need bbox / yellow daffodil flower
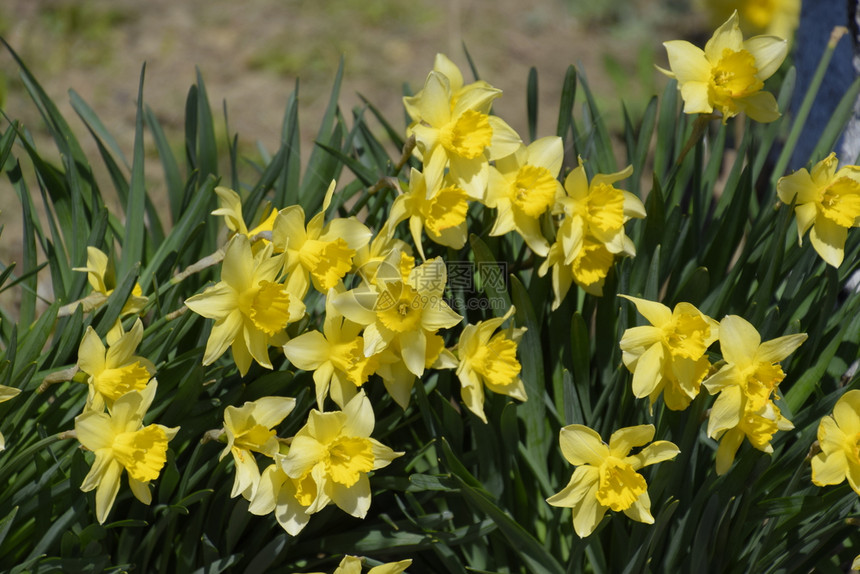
[387,168,470,260]
[184,234,305,376]
[703,315,806,440]
[77,319,155,412]
[0,384,21,450]
[301,555,412,574]
[714,398,793,474]
[272,181,372,298]
[811,390,860,493]
[221,396,296,500]
[619,296,719,411]
[404,54,521,199]
[283,290,380,409]
[333,251,462,378]
[777,152,860,268]
[212,185,277,241]
[455,306,527,423]
[75,382,178,524]
[248,455,317,535]
[539,162,645,303]
[280,391,402,519]
[660,10,788,123]
[546,424,679,538]
[74,246,148,316]
[485,137,564,257]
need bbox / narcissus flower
[272,181,372,297]
[661,10,788,123]
[77,319,155,412]
[0,384,21,450]
[185,234,305,376]
[777,152,860,267]
[212,186,277,241]
[75,382,178,523]
[74,246,148,316]
[283,291,380,409]
[387,168,469,260]
[455,306,527,423]
[539,162,645,302]
[280,391,402,519]
[704,315,806,440]
[619,296,719,410]
[221,396,296,499]
[811,390,860,493]
[546,424,679,538]
[404,54,521,199]
[485,137,564,257]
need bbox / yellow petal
[834,390,860,436]
[708,385,744,437]
[811,451,848,486]
[572,478,608,538]
[94,459,123,524]
[621,295,672,327]
[705,11,744,63]
[78,327,107,376]
[663,41,711,83]
[622,490,654,524]
[631,343,664,399]
[680,82,714,115]
[743,36,788,80]
[810,217,847,267]
[283,331,331,370]
[329,473,371,518]
[715,427,745,475]
[608,424,655,458]
[740,91,780,123]
[559,424,609,466]
[546,465,599,508]
[629,440,680,470]
[756,333,807,364]
[718,315,760,367]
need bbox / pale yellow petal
[608,424,655,458]
[740,91,780,123]
[629,440,680,470]
[811,451,848,486]
[810,217,847,267]
[631,343,664,399]
[756,333,806,364]
[743,36,788,80]
[77,327,107,376]
[680,82,713,115]
[94,459,123,524]
[663,40,711,83]
[203,310,243,366]
[708,385,743,437]
[715,427,745,475]
[283,331,331,370]
[718,315,760,367]
[622,490,654,524]
[833,390,860,436]
[705,11,744,63]
[330,474,371,518]
[546,465,599,508]
[559,424,609,466]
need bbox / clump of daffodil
[74,246,148,317]
[185,234,305,376]
[619,296,719,411]
[77,319,155,412]
[538,161,645,303]
[547,424,679,538]
[220,396,296,500]
[660,10,788,123]
[75,382,178,524]
[777,152,860,268]
[484,137,564,257]
[386,168,470,260]
[404,53,521,199]
[811,390,860,493]
[212,185,278,242]
[332,251,462,378]
[272,180,372,298]
[703,315,806,474]
[280,391,402,519]
[0,384,21,450]
[455,306,527,423]
[283,290,380,409]
[300,555,412,574]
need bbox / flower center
[94,361,151,402]
[112,425,169,482]
[299,238,355,291]
[709,49,763,114]
[471,333,521,389]
[233,422,277,454]
[293,472,318,507]
[586,183,625,233]
[663,313,710,359]
[744,362,785,410]
[326,436,375,486]
[377,286,423,333]
[331,338,378,386]
[439,110,493,159]
[421,184,469,235]
[249,280,292,335]
[511,165,557,218]
[819,177,860,227]
[595,456,647,511]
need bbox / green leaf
[118,65,147,281]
